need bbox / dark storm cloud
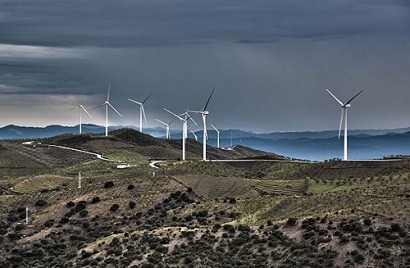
[0,56,96,95]
[1,0,409,47]
[0,0,410,131]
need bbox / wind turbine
[326,88,364,161]
[156,119,174,139]
[211,124,220,148]
[94,83,122,136]
[191,88,215,161]
[69,92,93,134]
[164,108,196,160]
[128,93,152,133]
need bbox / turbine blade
[168,119,175,125]
[107,82,111,101]
[156,119,167,125]
[142,105,147,122]
[108,102,122,116]
[164,108,183,121]
[81,106,93,118]
[203,88,215,111]
[128,98,142,105]
[338,108,345,139]
[210,124,218,132]
[142,93,152,104]
[93,103,105,110]
[80,90,85,105]
[68,107,77,111]
[326,89,343,106]
[345,90,364,106]
[187,113,197,125]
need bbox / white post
[78,171,82,189]
[217,131,220,148]
[25,207,29,225]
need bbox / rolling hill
[0,129,408,267]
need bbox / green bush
[286,218,298,227]
[91,197,101,204]
[129,201,136,209]
[110,204,119,212]
[104,181,114,189]
[79,210,88,217]
[35,199,47,207]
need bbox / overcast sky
[1,0,410,132]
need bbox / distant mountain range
[0,124,164,140]
[1,124,410,161]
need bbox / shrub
[75,201,87,211]
[79,210,89,217]
[91,197,101,204]
[129,201,136,209]
[66,201,75,208]
[110,237,120,247]
[110,204,119,212]
[229,197,237,204]
[35,199,47,207]
[104,181,114,188]
[44,219,55,228]
[59,217,69,224]
[127,185,134,190]
[353,253,365,264]
[286,218,298,227]
[391,223,401,232]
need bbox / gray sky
[1,0,410,132]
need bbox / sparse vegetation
[0,131,409,267]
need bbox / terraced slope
[175,175,258,199]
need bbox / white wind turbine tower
[191,88,215,161]
[326,89,364,161]
[156,119,174,139]
[94,83,122,136]
[128,93,152,133]
[211,124,220,148]
[69,93,92,134]
[164,108,196,160]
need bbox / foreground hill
[0,128,281,180]
[0,130,409,267]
